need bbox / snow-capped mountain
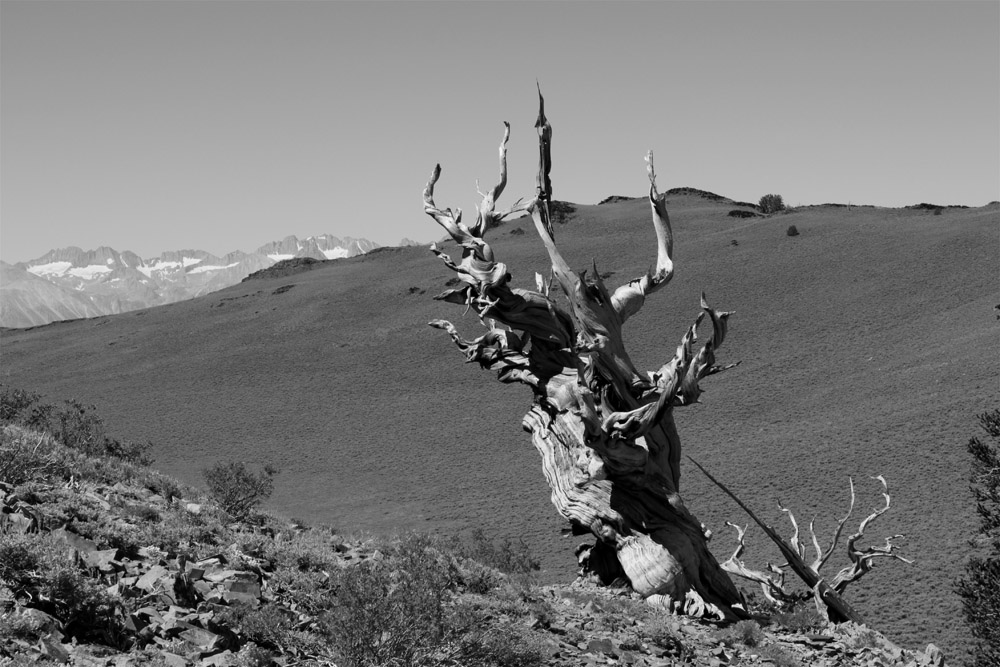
[0,235,379,328]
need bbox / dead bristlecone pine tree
[422,90,746,620]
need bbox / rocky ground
[0,421,953,667]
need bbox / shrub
[0,385,42,422]
[325,536,459,666]
[773,604,826,632]
[203,461,277,521]
[756,644,802,667]
[956,409,1000,667]
[0,533,123,644]
[0,388,149,465]
[0,425,64,485]
[640,617,693,660]
[759,194,785,214]
[786,224,800,237]
[324,533,542,667]
[713,619,764,648]
[458,527,540,576]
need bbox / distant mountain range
[0,234,389,328]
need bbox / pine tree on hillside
[956,409,1000,667]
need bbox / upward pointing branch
[611,151,676,324]
[529,87,577,297]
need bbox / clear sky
[2,0,997,263]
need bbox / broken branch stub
[423,91,742,619]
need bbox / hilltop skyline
[2,0,998,263]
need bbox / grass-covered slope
[0,418,952,666]
[1,195,996,659]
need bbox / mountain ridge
[0,234,384,328]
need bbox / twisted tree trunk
[424,91,743,619]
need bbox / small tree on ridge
[759,193,785,214]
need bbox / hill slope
[1,420,950,666]
[1,195,996,659]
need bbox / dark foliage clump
[203,461,277,521]
[458,527,541,576]
[0,385,150,464]
[325,534,543,667]
[787,224,800,237]
[773,604,826,632]
[597,195,638,205]
[550,200,576,224]
[759,193,785,214]
[243,256,324,282]
[728,210,759,219]
[957,409,1000,667]
[665,186,728,202]
[908,202,969,211]
[0,536,124,645]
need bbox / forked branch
[690,458,910,623]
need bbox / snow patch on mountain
[189,262,240,274]
[28,261,73,277]
[67,265,114,279]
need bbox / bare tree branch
[612,150,676,324]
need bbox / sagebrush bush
[0,385,41,421]
[0,386,149,464]
[786,224,800,237]
[773,604,826,632]
[203,461,277,521]
[325,535,460,666]
[0,532,123,645]
[756,644,803,667]
[956,409,1000,667]
[713,619,765,648]
[458,527,540,576]
[0,425,63,485]
[324,533,543,667]
[759,193,785,214]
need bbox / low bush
[0,386,42,421]
[0,532,124,645]
[0,386,149,465]
[772,604,826,632]
[458,527,540,576]
[203,461,277,521]
[713,619,765,648]
[0,425,64,485]
[786,224,800,236]
[755,644,802,667]
[759,193,785,214]
[324,535,459,666]
[324,533,543,667]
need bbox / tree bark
[424,91,743,619]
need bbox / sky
[1,0,998,264]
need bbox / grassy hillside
[1,195,996,659]
[2,417,950,666]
